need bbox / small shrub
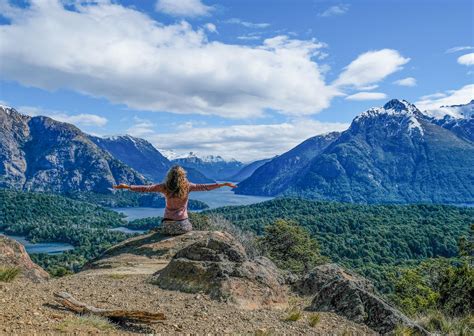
[108,273,127,279]
[55,314,115,332]
[308,313,321,327]
[283,309,302,322]
[0,267,20,282]
[392,325,417,336]
[203,214,262,258]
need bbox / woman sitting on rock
[113,165,237,235]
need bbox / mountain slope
[228,158,272,182]
[0,106,146,193]
[172,153,243,180]
[430,100,474,143]
[91,135,214,183]
[235,132,340,195]
[292,100,474,203]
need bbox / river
[0,233,74,255]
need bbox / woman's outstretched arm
[113,183,165,193]
[189,182,237,192]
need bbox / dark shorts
[161,218,192,235]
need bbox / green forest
[0,190,132,274]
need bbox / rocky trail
[1,231,424,335]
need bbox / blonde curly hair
[164,165,189,199]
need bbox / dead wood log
[54,292,165,323]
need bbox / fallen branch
[54,292,165,323]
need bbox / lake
[114,187,273,220]
[1,233,74,255]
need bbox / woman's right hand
[113,183,130,190]
[222,182,237,188]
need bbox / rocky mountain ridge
[0,106,146,194]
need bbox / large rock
[0,235,49,283]
[303,264,427,335]
[295,263,375,295]
[151,231,288,310]
[83,231,212,274]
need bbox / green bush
[259,219,327,274]
[0,267,20,282]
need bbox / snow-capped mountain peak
[353,99,424,136]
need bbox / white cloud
[19,106,108,127]
[333,49,410,88]
[126,117,156,137]
[319,4,350,17]
[393,77,417,87]
[357,84,378,91]
[446,46,474,53]
[415,84,474,117]
[0,1,340,119]
[345,92,388,101]
[204,23,217,33]
[146,119,349,161]
[457,53,474,66]
[224,18,270,29]
[155,0,212,17]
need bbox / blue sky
[0,0,473,161]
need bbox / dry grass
[55,314,116,333]
[283,309,302,322]
[308,313,321,327]
[108,273,127,279]
[0,267,20,282]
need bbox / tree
[259,219,327,274]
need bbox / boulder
[0,235,49,283]
[295,263,375,295]
[151,231,287,310]
[303,264,428,335]
[83,231,212,274]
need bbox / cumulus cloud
[19,106,108,127]
[446,46,474,53]
[204,23,217,33]
[155,0,213,17]
[415,84,474,117]
[224,18,270,28]
[457,53,474,66]
[0,1,341,119]
[333,49,410,88]
[126,117,156,137]
[146,119,349,161]
[345,92,387,101]
[319,4,350,17]
[393,77,417,87]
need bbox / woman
[113,165,237,235]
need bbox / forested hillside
[206,198,473,268]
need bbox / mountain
[238,99,474,204]
[0,106,146,193]
[91,135,214,183]
[172,152,244,180]
[235,132,340,195]
[293,99,474,203]
[228,158,272,182]
[429,100,474,143]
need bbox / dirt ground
[0,272,377,335]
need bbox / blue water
[1,233,74,255]
[109,227,146,234]
[114,187,272,221]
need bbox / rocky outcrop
[83,231,213,274]
[300,264,427,335]
[0,235,49,282]
[151,231,287,310]
[295,263,375,295]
